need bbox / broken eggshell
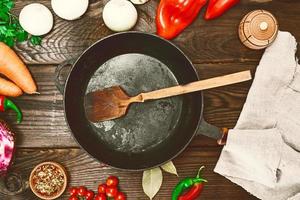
[51,0,89,20]
[0,120,15,176]
[19,3,53,36]
[103,0,138,32]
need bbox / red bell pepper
[205,0,239,20]
[156,0,207,40]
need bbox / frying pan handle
[196,118,228,145]
[55,59,76,94]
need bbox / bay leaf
[161,161,178,176]
[142,167,163,200]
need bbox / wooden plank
[0,64,72,147]
[0,62,255,147]
[0,147,258,200]
[11,0,300,64]
[195,63,255,128]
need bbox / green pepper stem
[4,98,22,123]
[196,166,205,178]
[196,178,208,183]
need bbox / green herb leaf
[5,26,16,37]
[16,30,28,42]
[5,1,14,10]
[1,0,14,11]
[30,36,42,45]
[0,26,7,35]
[0,11,9,22]
[4,36,14,46]
[0,0,43,46]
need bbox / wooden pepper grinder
[238,10,279,50]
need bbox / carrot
[0,42,37,94]
[0,77,23,97]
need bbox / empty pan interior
[64,32,202,170]
[86,53,183,153]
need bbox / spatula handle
[140,70,252,101]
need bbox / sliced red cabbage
[0,120,15,176]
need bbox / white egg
[51,0,89,20]
[19,3,53,36]
[103,0,138,32]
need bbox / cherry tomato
[68,187,78,196]
[105,186,118,197]
[77,186,87,196]
[106,176,119,187]
[85,190,94,200]
[115,192,126,200]
[69,195,79,200]
[94,193,107,200]
[98,183,107,194]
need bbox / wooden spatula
[84,70,251,122]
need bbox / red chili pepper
[172,166,207,200]
[204,0,239,20]
[156,0,207,39]
[0,95,22,123]
[178,183,204,200]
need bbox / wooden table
[1,0,299,199]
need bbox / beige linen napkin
[214,31,300,200]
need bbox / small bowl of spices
[29,161,68,200]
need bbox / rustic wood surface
[1,0,299,199]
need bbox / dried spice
[30,162,67,199]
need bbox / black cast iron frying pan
[55,32,225,170]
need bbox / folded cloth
[214,31,300,200]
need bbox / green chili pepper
[0,95,22,123]
[172,166,207,200]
